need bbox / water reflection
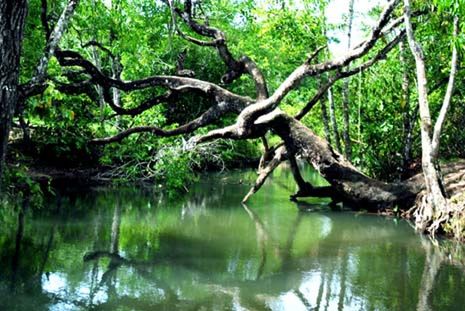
[1,167,465,310]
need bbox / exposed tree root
[409,160,465,239]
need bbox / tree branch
[242,145,287,203]
[102,88,175,116]
[55,49,252,105]
[431,16,459,159]
[82,40,116,60]
[91,98,247,144]
[20,0,80,99]
[295,30,405,120]
[232,0,399,135]
[172,0,269,99]
[32,0,79,86]
[306,45,327,64]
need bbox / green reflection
[1,165,465,310]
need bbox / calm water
[1,165,465,311]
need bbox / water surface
[1,165,464,310]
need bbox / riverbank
[4,149,465,241]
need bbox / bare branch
[295,30,405,120]
[108,0,395,152]
[351,9,425,50]
[82,40,116,60]
[306,45,326,64]
[233,0,399,134]
[55,50,252,106]
[41,47,257,145]
[242,146,287,203]
[20,0,80,98]
[171,0,269,99]
[91,99,246,144]
[102,89,174,116]
[32,0,80,85]
[431,16,459,159]
[194,108,285,147]
[53,78,96,97]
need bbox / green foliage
[1,165,45,209]
[11,0,465,192]
[154,146,197,191]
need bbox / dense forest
[1,0,464,240]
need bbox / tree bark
[0,1,28,191]
[1,0,79,191]
[268,112,420,209]
[431,16,459,160]
[403,0,450,232]
[29,0,80,86]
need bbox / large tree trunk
[1,0,79,192]
[268,113,421,209]
[0,1,28,191]
[404,0,452,232]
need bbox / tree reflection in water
[1,168,465,310]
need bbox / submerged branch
[242,145,287,203]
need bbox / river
[1,165,464,310]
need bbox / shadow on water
[1,165,465,310]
